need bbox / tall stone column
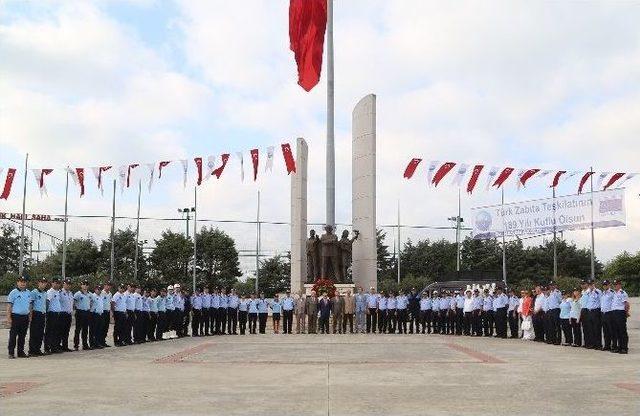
[290,138,308,293]
[352,94,377,290]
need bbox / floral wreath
[311,277,337,298]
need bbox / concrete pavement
[1,329,639,415]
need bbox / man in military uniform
[306,290,319,334]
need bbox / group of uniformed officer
[6,275,631,358]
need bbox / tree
[195,226,242,288]
[148,230,193,287]
[37,237,100,278]
[604,250,640,295]
[377,229,395,280]
[0,223,30,276]
[98,228,147,283]
[257,254,290,297]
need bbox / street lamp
[178,207,196,238]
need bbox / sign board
[471,188,625,239]
[0,212,65,222]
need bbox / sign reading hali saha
[0,212,66,222]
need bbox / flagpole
[62,169,69,279]
[456,188,461,272]
[193,186,198,293]
[18,153,28,278]
[501,187,507,287]
[134,180,142,282]
[326,0,335,228]
[110,179,116,283]
[589,166,595,281]
[397,199,401,284]
[255,190,261,293]
[552,185,557,280]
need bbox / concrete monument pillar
[290,138,308,293]
[351,94,377,290]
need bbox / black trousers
[239,311,248,334]
[455,308,464,335]
[533,312,545,341]
[200,308,210,335]
[258,313,268,334]
[588,308,602,348]
[73,310,90,349]
[156,312,165,340]
[482,310,494,336]
[611,310,628,351]
[495,307,507,338]
[472,310,482,335]
[248,313,258,334]
[134,310,146,342]
[182,309,190,336]
[342,313,354,333]
[548,309,561,344]
[408,309,419,333]
[148,312,157,340]
[282,310,293,334]
[60,312,72,349]
[114,311,127,344]
[570,318,582,346]
[439,310,448,334]
[432,310,440,333]
[448,309,456,334]
[386,310,396,333]
[165,310,174,333]
[508,310,519,338]
[28,311,45,353]
[602,311,613,349]
[45,311,60,352]
[90,312,102,347]
[101,312,110,345]
[561,318,572,345]
[8,313,29,355]
[463,312,473,335]
[397,309,408,333]
[319,315,330,334]
[126,310,136,343]
[208,308,216,334]
[227,307,238,334]
[420,310,431,333]
[366,308,377,333]
[377,309,387,333]
[174,310,184,336]
[191,309,202,335]
[580,308,590,346]
[217,308,227,334]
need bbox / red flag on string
[158,161,171,179]
[212,154,230,179]
[126,164,138,188]
[403,158,422,179]
[603,172,625,190]
[250,149,259,181]
[466,165,484,194]
[432,162,456,187]
[550,170,566,188]
[281,143,296,174]
[577,171,593,194]
[492,167,514,188]
[519,168,540,187]
[76,168,85,197]
[194,158,203,185]
[289,0,327,91]
[0,168,16,200]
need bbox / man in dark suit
[318,292,333,334]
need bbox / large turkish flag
[289,0,327,91]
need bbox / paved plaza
[1,328,639,416]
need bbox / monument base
[303,283,356,296]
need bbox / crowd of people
[6,275,631,359]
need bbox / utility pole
[178,206,196,283]
[448,189,463,273]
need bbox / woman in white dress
[520,290,534,341]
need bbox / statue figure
[305,230,320,283]
[339,230,359,282]
[320,225,340,282]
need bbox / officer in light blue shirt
[586,281,603,349]
[99,282,113,348]
[238,294,250,335]
[396,290,409,334]
[156,288,167,341]
[419,292,432,334]
[210,290,220,334]
[600,280,614,351]
[493,287,509,338]
[73,280,92,350]
[44,278,62,353]
[257,293,269,334]
[248,293,259,334]
[89,285,105,349]
[218,289,228,335]
[28,278,48,355]
[611,280,629,353]
[559,292,572,345]
[482,290,494,337]
[227,289,239,335]
[111,284,128,346]
[545,281,562,345]
[7,276,31,358]
[202,287,212,336]
[365,288,378,334]
[432,292,441,334]
[377,292,388,334]
[281,291,295,335]
[354,287,367,333]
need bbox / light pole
[178,207,196,282]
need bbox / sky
[1,0,640,278]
